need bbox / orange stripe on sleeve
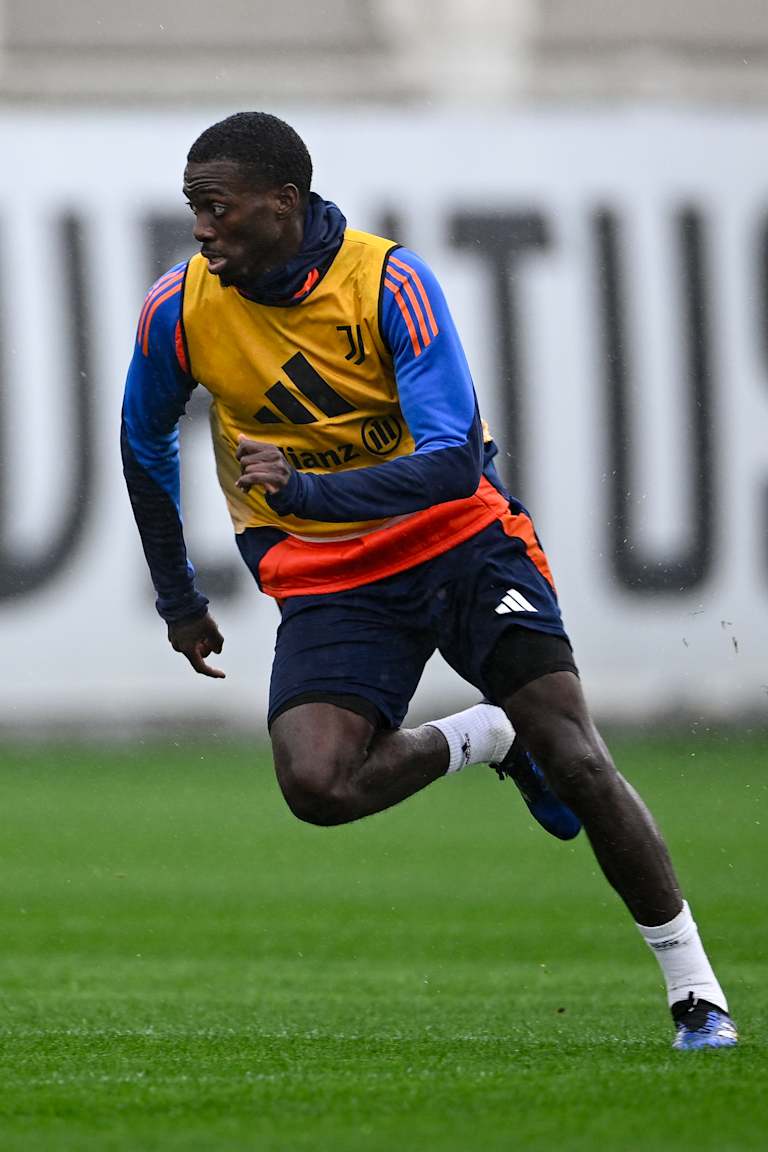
[141,283,183,356]
[386,265,432,348]
[390,255,439,337]
[137,270,184,348]
[387,282,422,356]
[137,268,183,336]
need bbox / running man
[122,111,737,1050]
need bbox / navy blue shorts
[267,517,573,730]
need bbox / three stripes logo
[494,588,538,615]
[254,348,402,460]
[254,352,356,426]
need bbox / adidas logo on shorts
[495,588,538,614]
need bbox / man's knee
[273,744,363,826]
[270,702,374,826]
[502,671,618,809]
[543,744,617,810]
[522,719,618,809]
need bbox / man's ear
[274,183,301,218]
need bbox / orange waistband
[257,476,511,598]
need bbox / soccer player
[122,111,737,1050]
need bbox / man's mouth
[202,250,227,275]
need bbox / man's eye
[212,204,227,218]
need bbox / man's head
[183,112,312,288]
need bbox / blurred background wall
[2,1,767,730]
[3,1,768,104]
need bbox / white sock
[426,702,514,774]
[636,900,728,1012]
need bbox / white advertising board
[1,108,767,726]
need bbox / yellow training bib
[182,230,415,538]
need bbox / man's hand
[167,612,226,679]
[236,435,293,494]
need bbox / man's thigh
[268,573,436,731]
[437,517,577,700]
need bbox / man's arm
[236,248,483,520]
[121,264,224,678]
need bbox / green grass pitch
[0,733,766,1150]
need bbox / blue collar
[239,192,347,307]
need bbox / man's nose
[193,215,216,243]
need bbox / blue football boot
[672,994,738,1050]
[491,738,582,841]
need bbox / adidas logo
[254,352,356,426]
[494,588,538,614]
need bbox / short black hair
[187,112,312,198]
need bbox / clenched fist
[235,435,294,495]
